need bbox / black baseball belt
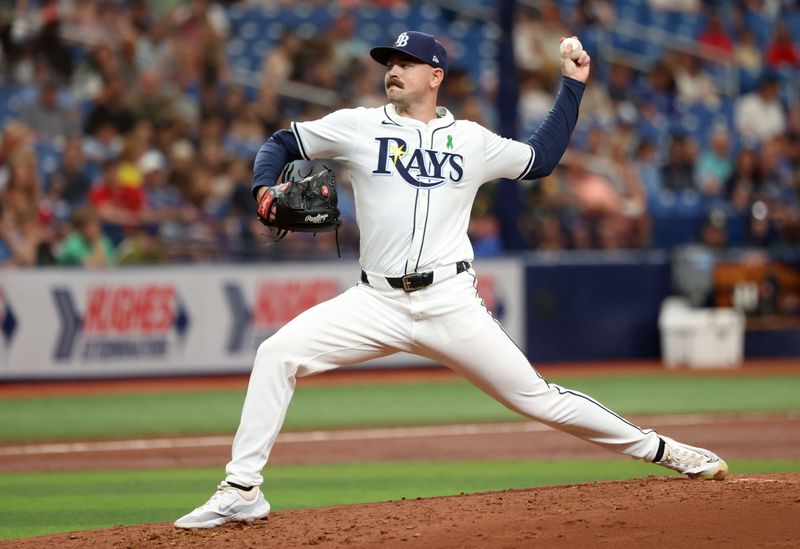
[361,261,471,293]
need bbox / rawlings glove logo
[304,213,329,223]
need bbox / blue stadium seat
[0,87,23,126]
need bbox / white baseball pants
[226,269,661,487]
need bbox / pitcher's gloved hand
[257,167,341,235]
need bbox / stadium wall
[0,259,525,379]
[524,250,672,363]
[2,254,797,379]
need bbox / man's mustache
[387,78,404,89]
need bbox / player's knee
[255,336,296,374]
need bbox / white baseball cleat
[174,481,270,528]
[654,436,728,480]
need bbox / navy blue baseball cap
[370,31,448,76]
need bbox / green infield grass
[1,374,799,442]
[1,459,798,541]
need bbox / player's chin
[386,86,403,100]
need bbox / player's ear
[430,67,444,88]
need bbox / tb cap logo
[370,31,449,76]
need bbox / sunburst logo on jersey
[389,143,407,165]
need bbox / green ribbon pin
[446,135,454,149]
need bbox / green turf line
[1,375,799,442]
[1,459,797,541]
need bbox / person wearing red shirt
[765,23,800,68]
[697,13,734,58]
[88,158,145,244]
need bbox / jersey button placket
[408,190,428,267]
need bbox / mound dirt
[5,474,799,548]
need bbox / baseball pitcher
[175,31,727,529]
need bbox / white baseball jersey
[291,105,535,276]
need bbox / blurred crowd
[506,0,800,260]
[0,0,798,269]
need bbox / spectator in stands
[0,201,48,268]
[699,215,728,249]
[765,23,800,69]
[697,11,734,59]
[260,30,303,89]
[733,26,764,90]
[726,148,760,211]
[745,201,780,248]
[638,60,677,116]
[609,133,651,248]
[468,189,504,256]
[439,68,480,122]
[566,160,621,218]
[136,19,173,75]
[519,71,555,133]
[757,137,797,206]
[219,85,248,123]
[596,214,629,250]
[349,64,385,108]
[299,38,339,91]
[568,219,594,250]
[219,157,264,261]
[31,3,73,81]
[84,77,135,137]
[696,125,734,198]
[606,63,636,105]
[117,135,147,188]
[177,164,221,261]
[0,122,35,192]
[633,138,663,197]
[513,1,568,82]
[223,110,265,162]
[139,149,178,226]
[47,137,90,210]
[734,73,787,144]
[672,52,721,108]
[88,158,145,245]
[17,77,80,143]
[538,214,570,251]
[82,119,123,171]
[57,207,116,267]
[324,14,368,78]
[117,223,166,265]
[571,0,616,30]
[128,69,174,128]
[2,147,47,225]
[521,178,557,251]
[661,134,697,192]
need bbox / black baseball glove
[256,166,341,237]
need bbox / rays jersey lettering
[290,104,535,275]
[372,137,464,188]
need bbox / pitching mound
[6,474,799,548]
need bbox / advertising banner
[0,259,523,379]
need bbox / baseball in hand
[560,37,583,61]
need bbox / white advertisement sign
[0,259,523,379]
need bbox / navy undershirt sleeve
[251,129,303,199]
[521,76,586,180]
